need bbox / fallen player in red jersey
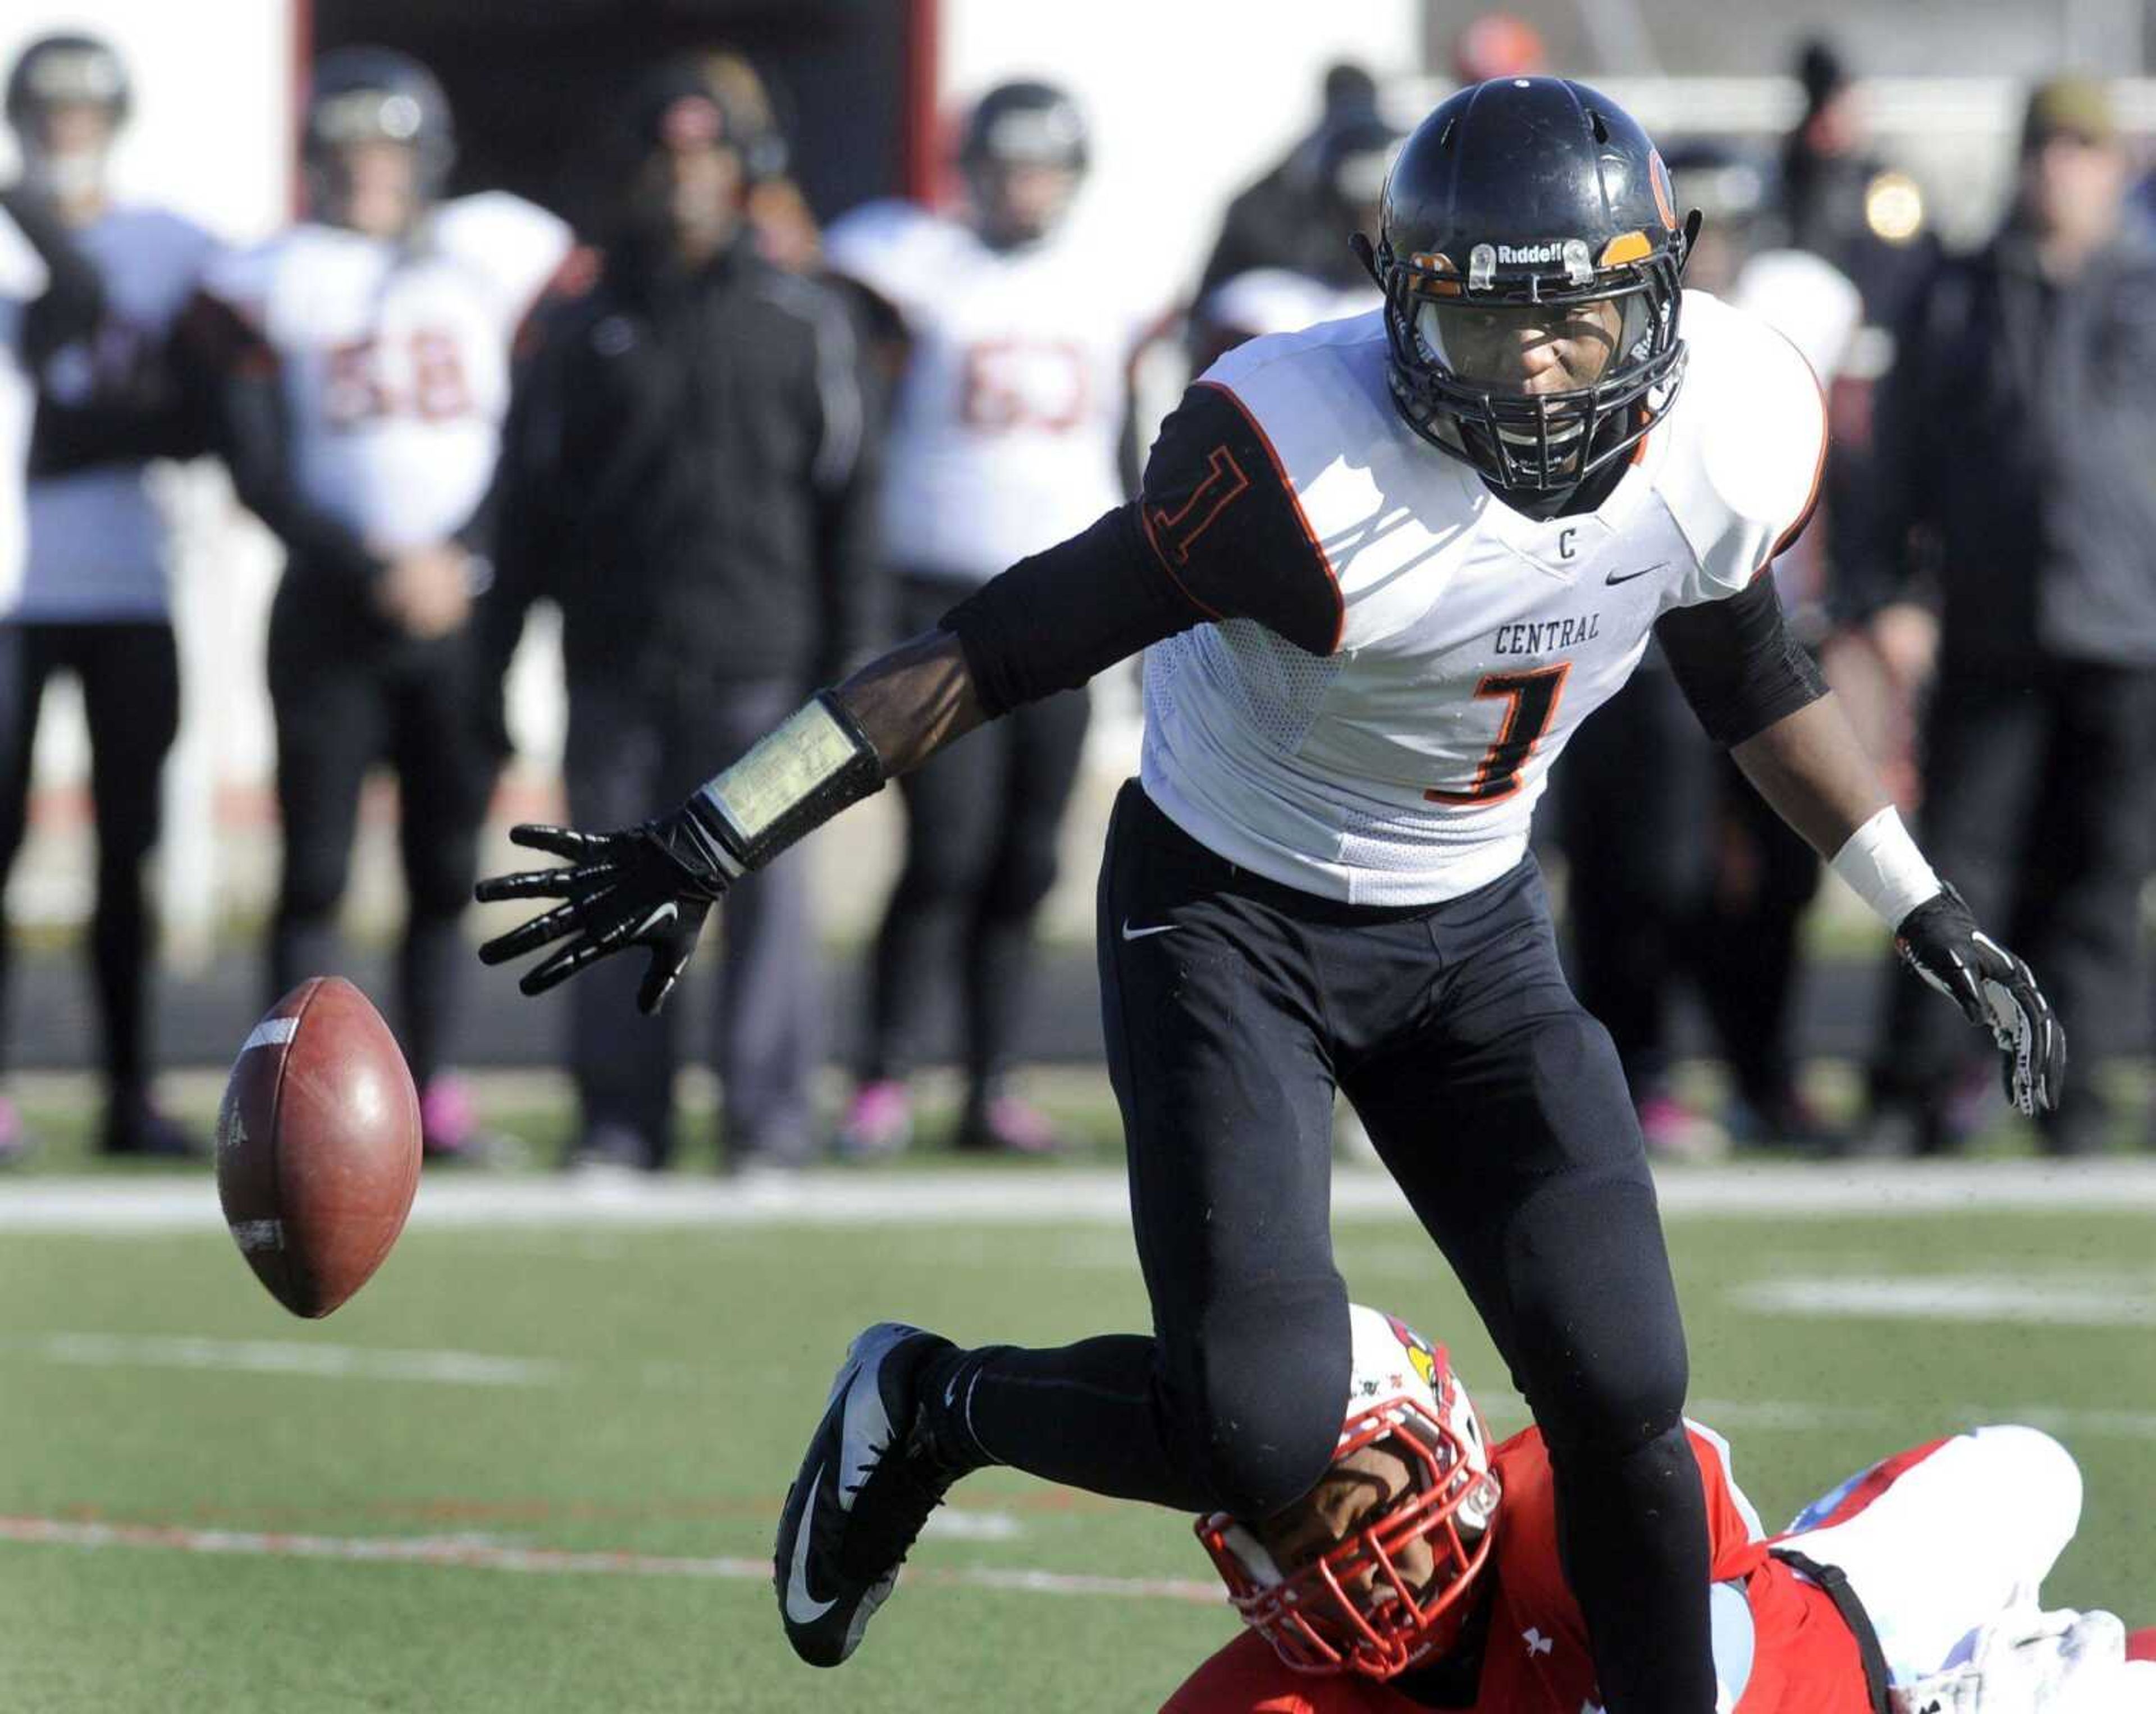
[1164,1306,2155,1713]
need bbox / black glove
[474,804,737,1015]
[1894,883,2066,1116]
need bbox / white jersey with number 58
[201,192,570,550]
[825,199,1158,584]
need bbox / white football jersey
[1197,267,1381,344]
[0,203,51,609]
[825,199,1157,583]
[1140,290,1826,904]
[201,192,571,550]
[22,205,222,622]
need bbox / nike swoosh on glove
[1894,882,2067,1116]
[474,806,734,1014]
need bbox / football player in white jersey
[823,81,1161,1156]
[188,48,572,1159]
[0,34,221,1160]
[474,80,2062,1711]
[1187,106,1397,375]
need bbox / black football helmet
[1365,78,1692,493]
[959,79,1089,177]
[958,80,1088,246]
[304,47,455,221]
[6,32,130,134]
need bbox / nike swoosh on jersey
[1121,919,1181,941]
[785,1466,839,1624]
[1604,562,1666,585]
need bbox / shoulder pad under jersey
[1653,290,1829,606]
[427,192,575,321]
[822,198,960,318]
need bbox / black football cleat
[773,1321,960,1667]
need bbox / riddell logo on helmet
[1495,242,1568,265]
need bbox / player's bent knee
[1970,1424,2082,1551]
[1170,1301,1350,1521]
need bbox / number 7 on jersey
[1424,663,1572,806]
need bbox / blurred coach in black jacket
[1853,78,2156,1156]
[486,62,880,1171]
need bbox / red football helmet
[1196,1305,1501,1680]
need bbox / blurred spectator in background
[0,49,104,1165]
[486,58,877,1173]
[180,48,572,1160]
[1854,76,2156,1157]
[1559,140,1862,1156]
[823,81,1158,1157]
[1193,61,1384,304]
[1449,13,1549,85]
[1697,148,1863,1150]
[1779,38,1936,316]
[1186,104,1396,373]
[0,34,218,1160]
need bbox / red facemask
[1196,1361,1501,1680]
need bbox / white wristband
[1830,806,1941,929]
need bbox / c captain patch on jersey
[1133,288,1826,905]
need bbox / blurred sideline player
[476,80,2062,1712]
[1554,140,1862,1156]
[0,34,221,1160]
[182,48,571,1157]
[1194,62,1385,306]
[1187,107,1397,375]
[825,82,1162,1156]
[0,45,108,1162]
[1165,1305,2156,1713]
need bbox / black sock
[916,1344,1013,1474]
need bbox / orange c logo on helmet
[1649,151,1678,232]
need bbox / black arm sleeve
[1655,573,1829,749]
[0,184,103,366]
[942,505,1194,717]
[941,380,1339,718]
[172,291,382,589]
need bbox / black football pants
[267,590,494,1091]
[562,673,819,1166]
[1555,663,1715,1100]
[0,620,180,1096]
[949,781,1715,1714]
[859,575,1091,1101]
[1872,659,2156,1147]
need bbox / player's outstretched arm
[474,627,989,1013]
[1730,693,2065,1116]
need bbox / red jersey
[1162,1425,1870,1714]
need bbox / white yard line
[1732,1274,2156,1328]
[12,1328,2154,1446]
[0,1516,1220,1604]
[16,1333,565,1387]
[6,1160,2156,1236]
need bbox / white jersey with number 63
[825,199,1158,585]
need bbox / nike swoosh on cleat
[1121,919,1180,941]
[784,1464,839,1624]
[1604,563,1665,585]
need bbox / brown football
[216,977,422,1318]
